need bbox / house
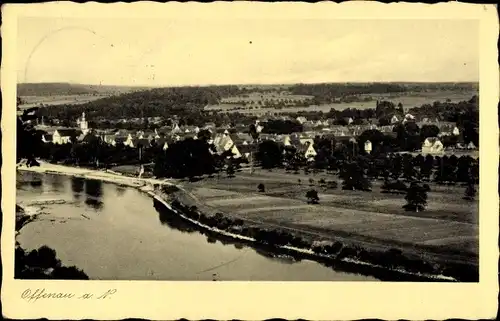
[183,126,200,134]
[204,122,216,129]
[296,142,317,161]
[124,134,135,147]
[52,129,78,144]
[404,113,415,121]
[391,115,399,124]
[296,116,308,124]
[128,138,151,149]
[41,134,52,143]
[467,141,477,150]
[299,137,314,146]
[452,126,460,136]
[283,135,292,146]
[228,144,242,158]
[213,134,235,153]
[171,123,182,134]
[422,137,444,154]
[364,140,373,154]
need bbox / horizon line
[17,80,480,88]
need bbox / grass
[19,94,110,108]
[183,168,479,265]
[204,90,477,114]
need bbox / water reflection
[71,177,85,200]
[47,174,65,191]
[84,179,104,211]
[154,200,304,266]
[115,185,126,197]
[151,200,431,281]
[155,203,197,233]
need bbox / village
[35,109,477,168]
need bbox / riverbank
[152,193,470,282]
[16,162,476,281]
[16,161,175,189]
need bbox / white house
[404,113,415,121]
[391,115,399,124]
[296,116,308,124]
[171,123,182,134]
[467,141,477,150]
[229,144,242,158]
[452,126,460,136]
[364,140,372,154]
[296,142,317,161]
[41,134,52,143]
[283,135,292,146]
[299,137,314,146]
[422,137,444,154]
[124,134,135,147]
[52,129,78,144]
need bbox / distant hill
[35,85,241,121]
[17,83,151,97]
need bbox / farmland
[18,94,111,109]
[176,168,478,265]
[17,82,152,109]
[205,89,478,114]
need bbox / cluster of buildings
[37,112,476,162]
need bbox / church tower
[80,112,89,135]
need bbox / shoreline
[16,162,467,281]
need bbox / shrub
[326,180,338,189]
[258,183,265,192]
[306,189,319,204]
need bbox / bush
[381,180,408,194]
[306,189,319,204]
[258,183,265,192]
[326,180,338,189]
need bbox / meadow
[205,89,478,114]
[178,168,478,266]
[18,94,110,109]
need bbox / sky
[17,17,479,86]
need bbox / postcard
[1,1,498,320]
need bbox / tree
[156,138,216,178]
[420,125,440,141]
[390,155,403,180]
[17,106,43,166]
[420,155,434,181]
[340,161,372,191]
[358,129,384,155]
[258,183,265,192]
[306,189,320,204]
[403,182,428,212]
[402,155,417,181]
[256,140,283,169]
[463,181,477,201]
[309,178,315,186]
[226,161,235,177]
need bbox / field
[18,95,111,109]
[205,89,478,114]
[179,168,479,265]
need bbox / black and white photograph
[2,1,499,320]
[12,12,484,283]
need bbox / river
[16,171,377,281]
